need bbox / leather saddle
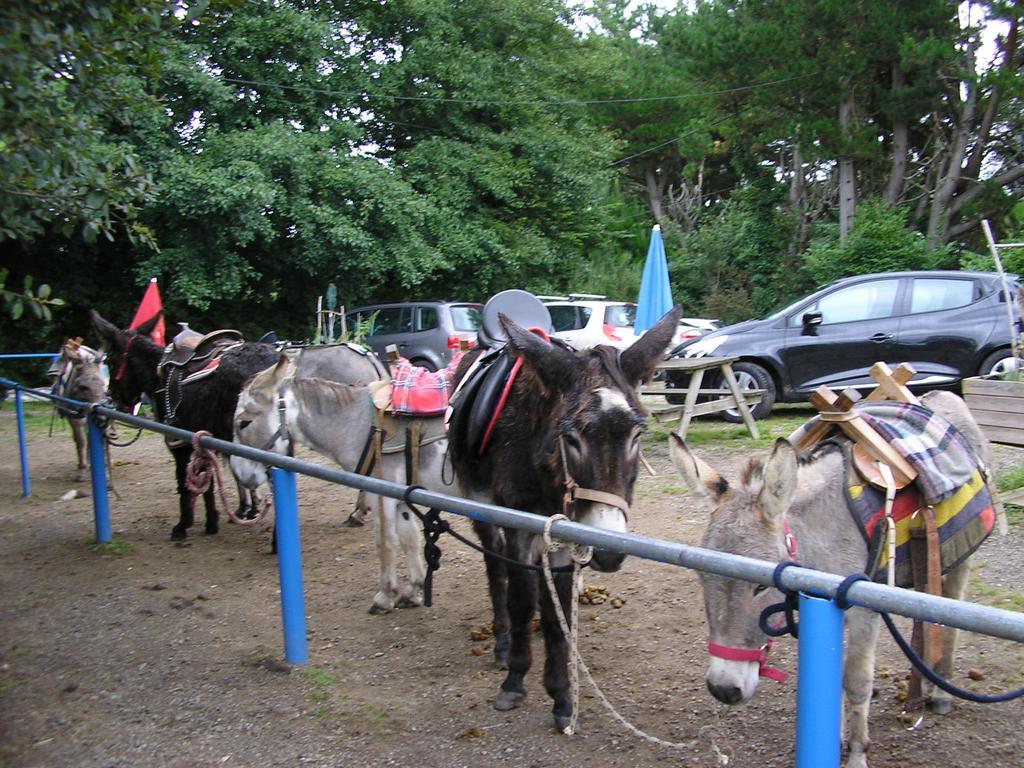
[158,328,244,422]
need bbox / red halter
[705,518,798,683]
[113,333,139,383]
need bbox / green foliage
[0,1,169,246]
[803,199,957,285]
[0,269,65,323]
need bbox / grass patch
[0,399,60,436]
[970,574,1024,613]
[84,537,132,556]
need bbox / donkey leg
[71,419,88,482]
[473,520,510,667]
[344,490,370,527]
[394,503,426,608]
[539,564,575,732]
[202,482,219,535]
[370,496,402,614]
[171,447,195,540]
[494,534,537,713]
[843,609,879,768]
[929,561,970,715]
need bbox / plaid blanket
[389,352,465,416]
[796,401,996,585]
[855,402,977,505]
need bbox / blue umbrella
[634,224,673,335]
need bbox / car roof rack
[536,293,608,302]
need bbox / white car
[543,295,711,350]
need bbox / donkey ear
[272,353,295,379]
[759,439,798,523]
[669,432,729,505]
[90,309,123,348]
[130,310,163,338]
[499,313,573,386]
[620,306,681,386]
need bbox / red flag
[129,278,166,346]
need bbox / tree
[0,1,171,246]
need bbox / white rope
[540,516,731,764]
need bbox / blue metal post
[14,388,30,497]
[271,467,308,664]
[87,414,111,544]
[795,593,845,768]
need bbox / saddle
[445,289,554,457]
[157,327,244,423]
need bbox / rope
[185,431,268,527]
[540,516,727,760]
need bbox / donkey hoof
[369,594,394,615]
[395,595,422,609]
[553,713,573,733]
[343,513,365,528]
[171,527,188,541]
[928,698,953,715]
[494,689,526,712]
[204,524,219,535]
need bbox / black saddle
[157,329,244,422]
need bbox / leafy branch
[0,269,65,322]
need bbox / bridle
[557,434,631,523]
[705,517,798,683]
[254,387,294,457]
[113,333,138,383]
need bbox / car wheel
[978,348,1018,377]
[720,362,776,422]
[663,372,688,404]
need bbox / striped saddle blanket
[840,402,996,586]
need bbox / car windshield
[450,305,482,332]
[603,304,636,328]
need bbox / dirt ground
[1,405,1023,768]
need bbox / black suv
[344,301,482,371]
[665,270,1021,420]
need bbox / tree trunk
[645,166,665,221]
[885,61,909,205]
[838,81,856,242]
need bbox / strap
[907,505,943,710]
[877,461,898,587]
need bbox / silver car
[344,301,482,371]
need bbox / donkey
[48,339,108,482]
[91,309,284,539]
[231,355,451,613]
[448,308,680,733]
[669,390,999,768]
[228,342,388,527]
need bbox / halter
[113,333,138,383]
[558,435,631,522]
[259,388,294,456]
[704,517,797,683]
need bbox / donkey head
[670,434,798,704]
[230,353,296,490]
[500,306,680,572]
[90,309,163,412]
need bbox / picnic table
[640,356,762,440]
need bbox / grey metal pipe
[20,395,1024,645]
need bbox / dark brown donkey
[448,307,679,732]
[91,309,281,540]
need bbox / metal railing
[2,376,1023,768]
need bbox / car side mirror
[802,311,823,327]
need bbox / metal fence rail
[3,375,1023,768]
